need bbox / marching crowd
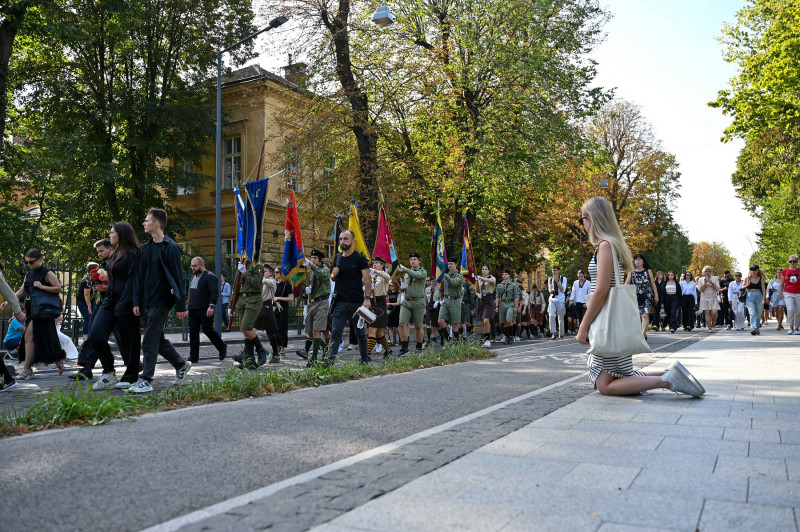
[1,205,800,396]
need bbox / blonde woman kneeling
[576,197,704,397]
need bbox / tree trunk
[0,4,28,158]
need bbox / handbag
[586,243,651,358]
[30,286,63,320]
[738,290,747,303]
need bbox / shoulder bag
[30,286,63,320]
[587,243,651,358]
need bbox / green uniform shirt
[442,270,464,298]
[404,266,427,298]
[461,282,476,311]
[495,280,521,302]
[237,263,264,311]
[308,262,331,299]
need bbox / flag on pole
[281,191,307,286]
[433,204,447,282]
[460,214,477,285]
[373,204,399,276]
[235,177,271,263]
[331,215,345,253]
[348,202,371,261]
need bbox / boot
[256,346,267,366]
[399,340,409,357]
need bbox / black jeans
[680,296,695,329]
[140,306,185,382]
[328,300,368,360]
[81,304,140,381]
[188,308,226,361]
[664,295,680,330]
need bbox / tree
[710,0,800,272]
[689,241,736,274]
[8,0,256,254]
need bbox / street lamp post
[215,15,288,333]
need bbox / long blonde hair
[582,196,633,274]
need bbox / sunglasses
[25,259,38,265]
[790,260,798,264]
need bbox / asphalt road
[0,333,701,531]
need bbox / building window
[223,137,242,190]
[326,244,335,259]
[176,161,194,196]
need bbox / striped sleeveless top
[588,242,624,293]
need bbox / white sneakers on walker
[662,361,705,398]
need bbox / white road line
[141,373,587,532]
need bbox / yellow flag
[349,202,371,260]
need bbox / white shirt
[548,276,567,302]
[728,280,744,301]
[570,279,591,304]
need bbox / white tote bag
[587,243,651,358]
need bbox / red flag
[281,191,307,286]
[460,215,477,285]
[372,204,399,276]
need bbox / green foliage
[0,341,493,436]
[711,0,800,270]
[6,0,256,258]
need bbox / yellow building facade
[168,64,333,273]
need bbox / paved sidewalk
[315,330,800,532]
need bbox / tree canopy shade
[710,0,800,271]
[4,0,256,261]
[689,241,737,275]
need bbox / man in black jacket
[187,256,227,362]
[129,208,191,394]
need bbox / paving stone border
[179,335,705,532]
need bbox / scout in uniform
[437,258,464,343]
[424,276,441,345]
[495,269,521,344]
[301,249,330,366]
[476,265,497,348]
[368,256,393,358]
[461,275,477,340]
[235,259,266,369]
[398,253,427,355]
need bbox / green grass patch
[0,341,493,437]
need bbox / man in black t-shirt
[326,230,373,365]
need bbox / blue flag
[236,177,270,263]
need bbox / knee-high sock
[304,338,312,353]
[252,337,264,352]
[367,337,376,355]
[311,338,323,359]
[377,334,390,351]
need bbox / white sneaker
[92,373,119,391]
[482,340,492,348]
[173,361,192,385]
[788,329,795,335]
[662,361,704,397]
[0,381,19,392]
[794,330,800,335]
[127,380,153,394]
[347,344,358,351]
[514,336,521,342]
[115,381,134,390]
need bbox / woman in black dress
[273,270,294,359]
[13,249,66,379]
[387,280,401,345]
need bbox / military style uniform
[496,278,521,323]
[236,263,264,331]
[439,270,464,324]
[461,281,477,324]
[477,275,497,320]
[305,261,331,333]
[400,266,427,328]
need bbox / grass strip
[0,341,493,437]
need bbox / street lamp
[372,6,395,27]
[661,230,668,237]
[215,15,288,332]
[599,178,609,189]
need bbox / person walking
[76,262,99,344]
[547,266,567,340]
[129,208,191,393]
[254,264,282,365]
[768,270,785,331]
[0,262,27,391]
[625,254,658,339]
[728,272,746,331]
[679,271,697,331]
[495,269,521,344]
[233,258,265,369]
[529,284,545,337]
[697,266,721,332]
[326,230,373,365]
[273,270,294,359]
[397,253,427,355]
[220,273,232,329]
[475,265,497,347]
[387,280,401,345]
[300,249,330,366]
[779,255,800,335]
[653,271,667,331]
[367,256,392,357]
[8,249,66,380]
[438,258,464,343]
[187,256,227,363]
[718,270,733,329]
[575,196,704,397]
[461,275,477,340]
[83,222,143,390]
[663,271,682,333]
[743,265,767,336]
[570,270,591,330]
